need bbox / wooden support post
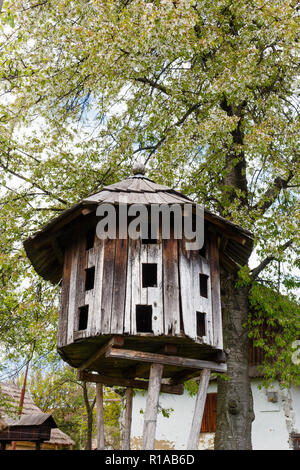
[142,363,163,450]
[96,383,105,450]
[186,369,210,450]
[122,388,133,450]
[36,441,41,450]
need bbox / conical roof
[83,175,192,205]
[24,174,253,284]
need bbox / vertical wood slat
[208,232,223,349]
[192,251,213,345]
[85,242,96,336]
[67,236,80,344]
[147,242,163,335]
[96,383,105,450]
[101,239,116,334]
[111,238,128,334]
[58,244,72,348]
[124,239,133,334]
[179,239,196,339]
[186,369,211,450]
[88,236,104,336]
[74,234,88,333]
[142,363,164,450]
[140,242,148,306]
[130,239,141,335]
[122,387,133,450]
[163,238,180,336]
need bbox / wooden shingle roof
[0,383,74,447]
[24,175,254,284]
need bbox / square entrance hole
[142,263,157,288]
[196,311,206,337]
[78,305,89,331]
[136,305,153,333]
[199,243,206,258]
[86,228,95,250]
[85,266,95,291]
[199,273,209,298]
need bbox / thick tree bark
[214,269,255,450]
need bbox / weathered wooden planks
[163,237,180,336]
[59,228,223,355]
[111,238,128,334]
[96,383,105,450]
[145,242,163,335]
[57,243,72,348]
[208,232,223,349]
[74,234,88,333]
[179,237,214,344]
[101,238,116,334]
[79,336,124,371]
[122,388,133,450]
[67,236,80,345]
[142,363,163,450]
[106,347,227,373]
[179,239,196,339]
[186,369,211,450]
[88,235,104,337]
[78,370,184,394]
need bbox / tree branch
[253,168,296,214]
[0,162,69,205]
[251,239,294,280]
[134,77,171,96]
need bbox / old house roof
[24,174,254,284]
[0,383,74,447]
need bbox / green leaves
[0,0,298,394]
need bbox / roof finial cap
[132,161,146,176]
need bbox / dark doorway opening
[142,263,157,288]
[136,305,153,333]
[78,305,89,330]
[85,266,95,291]
[199,273,209,298]
[199,243,206,258]
[86,229,95,250]
[196,311,206,337]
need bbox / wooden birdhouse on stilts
[24,165,253,450]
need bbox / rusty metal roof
[23,175,254,284]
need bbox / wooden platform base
[60,334,226,383]
[77,336,226,450]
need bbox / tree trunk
[214,269,255,450]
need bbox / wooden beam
[170,369,202,384]
[187,369,210,450]
[77,371,184,395]
[127,344,177,379]
[79,336,124,371]
[122,388,133,450]
[105,348,227,373]
[142,363,163,450]
[96,384,105,450]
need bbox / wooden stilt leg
[187,369,210,450]
[122,387,133,450]
[96,383,105,450]
[142,363,163,450]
